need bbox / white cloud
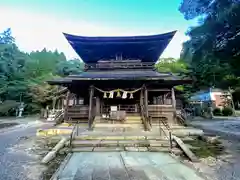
[0,7,189,59]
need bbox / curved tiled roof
[63,31,176,64]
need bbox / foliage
[0,28,84,116]
[179,0,240,102]
[222,107,233,116]
[212,108,222,116]
[56,58,84,76]
[155,58,188,74]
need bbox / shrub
[222,107,233,116]
[213,108,222,116]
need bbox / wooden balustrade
[101,104,140,114]
[148,105,175,118]
[85,61,154,70]
[66,105,89,119]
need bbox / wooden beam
[88,85,94,128]
[64,91,70,120]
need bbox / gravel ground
[190,117,240,180]
[0,117,50,180]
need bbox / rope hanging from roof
[94,86,142,99]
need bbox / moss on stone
[183,136,224,158]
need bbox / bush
[222,107,233,116]
[213,108,222,116]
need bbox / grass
[183,136,225,158]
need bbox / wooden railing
[152,116,173,150]
[148,105,175,119]
[101,104,140,114]
[140,105,151,131]
[88,115,95,130]
[69,123,78,148]
[67,105,89,119]
[51,109,64,125]
[147,105,173,150]
[85,61,155,70]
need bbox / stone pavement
[54,152,206,180]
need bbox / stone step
[74,135,169,141]
[71,146,180,152]
[126,117,142,120]
[94,123,144,128]
[71,139,176,148]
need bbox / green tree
[155,58,188,74]
[0,28,77,115]
[180,0,240,92]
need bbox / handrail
[55,110,64,125]
[157,117,173,150]
[69,122,77,148]
[140,105,151,131]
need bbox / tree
[155,58,188,74]
[179,0,240,92]
[56,58,84,76]
[0,28,82,115]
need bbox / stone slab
[72,147,94,152]
[93,147,124,152]
[54,152,206,180]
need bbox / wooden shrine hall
[48,31,191,130]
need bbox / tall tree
[180,0,240,91]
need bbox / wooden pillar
[88,86,94,128]
[52,97,57,111]
[140,88,144,106]
[61,98,64,110]
[96,96,100,116]
[163,93,166,105]
[57,98,60,110]
[64,91,70,120]
[171,88,176,109]
[144,86,149,117]
[171,87,177,125]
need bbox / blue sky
[0,0,197,59]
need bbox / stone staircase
[70,115,181,154]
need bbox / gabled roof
[63,31,176,64]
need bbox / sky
[0,0,197,60]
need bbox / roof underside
[63,31,176,64]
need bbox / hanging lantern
[130,93,134,99]
[103,92,107,98]
[116,89,121,97]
